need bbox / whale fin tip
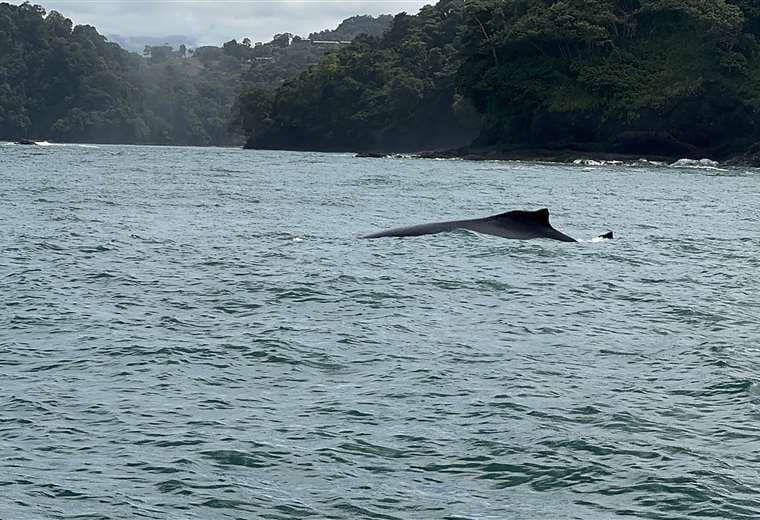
[532,208,550,225]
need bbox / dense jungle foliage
[7,0,760,157]
[242,0,482,151]
[243,0,760,158]
[0,2,390,145]
[308,15,394,41]
[0,2,241,144]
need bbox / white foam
[572,158,660,167]
[632,158,666,167]
[577,236,613,243]
[573,159,605,166]
[670,158,722,169]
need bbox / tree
[272,33,291,48]
[231,87,273,139]
[240,1,480,152]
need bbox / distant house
[309,40,352,46]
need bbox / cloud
[18,0,430,46]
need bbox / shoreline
[7,138,760,166]
[414,148,680,164]
[359,146,760,167]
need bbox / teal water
[1,143,759,519]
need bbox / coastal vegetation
[241,0,760,160]
[457,0,760,158]
[0,2,238,144]
[6,0,760,160]
[242,0,482,152]
[0,2,389,145]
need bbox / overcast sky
[16,1,430,47]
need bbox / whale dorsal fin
[491,208,551,225]
[530,208,551,225]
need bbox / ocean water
[1,142,759,519]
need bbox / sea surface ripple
[1,143,759,519]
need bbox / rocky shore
[358,145,760,168]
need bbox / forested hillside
[8,0,760,157]
[0,2,239,144]
[0,2,390,145]
[1,4,140,143]
[308,15,393,41]
[242,0,482,152]
[458,0,760,158]
[242,0,760,159]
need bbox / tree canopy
[456,0,760,156]
[243,0,481,152]
[309,15,393,41]
[7,0,760,158]
[241,0,760,158]
[0,2,392,146]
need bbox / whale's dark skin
[362,208,613,242]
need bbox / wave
[573,158,667,167]
[572,157,729,169]
[670,158,725,170]
[3,140,99,148]
[578,235,615,243]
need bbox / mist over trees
[0,2,391,145]
[7,0,760,158]
[1,3,140,143]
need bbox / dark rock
[724,141,760,166]
[611,131,698,157]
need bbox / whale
[362,208,612,242]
